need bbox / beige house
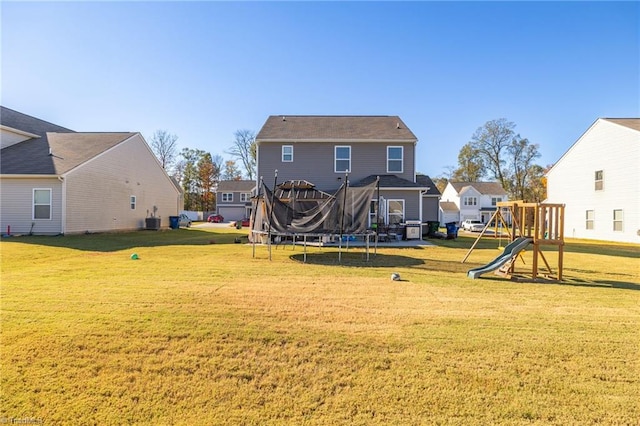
[0,106,182,235]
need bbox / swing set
[462,201,566,281]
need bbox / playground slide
[467,237,533,279]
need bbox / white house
[545,118,639,244]
[439,181,508,225]
[0,106,182,235]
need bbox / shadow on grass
[433,235,640,259]
[290,251,425,267]
[472,273,640,291]
[0,228,248,252]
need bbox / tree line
[149,129,256,212]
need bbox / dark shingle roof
[1,106,137,175]
[1,132,136,175]
[449,181,507,196]
[256,116,417,141]
[415,174,441,196]
[351,174,426,189]
[1,106,74,136]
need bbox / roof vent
[48,147,52,156]
[282,116,286,121]
[396,122,400,129]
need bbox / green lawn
[1,227,639,424]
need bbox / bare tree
[228,130,256,180]
[150,130,178,172]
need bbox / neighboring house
[0,106,182,235]
[440,181,508,225]
[545,118,639,244]
[255,115,435,229]
[216,180,255,222]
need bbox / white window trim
[334,145,351,173]
[33,188,52,220]
[613,209,623,232]
[585,210,594,230]
[387,146,404,174]
[282,145,293,162]
[463,196,478,206]
[130,195,137,210]
[595,170,604,191]
[387,199,405,225]
[221,193,233,202]
[240,193,250,202]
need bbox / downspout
[58,176,66,235]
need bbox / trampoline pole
[338,171,349,264]
[267,170,278,261]
[252,177,263,259]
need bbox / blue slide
[467,237,532,279]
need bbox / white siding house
[440,182,508,225]
[545,118,639,244]
[0,106,182,235]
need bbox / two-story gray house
[255,115,436,231]
[216,180,256,222]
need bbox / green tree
[469,118,514,187]
[464,118,542,201]
[505,137,541,200]
[452,142,484,182]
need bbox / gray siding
[380,189,421,222]
[0,177,63,235]
[258,141,415,190]
[422,196,440,222]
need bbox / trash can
[169,216,179,229]
[445,222,458,239]
[426,221,440,237]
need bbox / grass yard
[1,226,639,424]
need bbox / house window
[585,210,594,230]
[595,170,604,191]
[130,196,137,210]
[463,196,477,206]
[613,209,623,232]
[387,146,403,173]
[491,197,502,206]
[387,200,404,225]
[33,188,52,220]
[282,145,293,162]
[222,193,233,202]
[335,146,351,173]
[240,193,250,202]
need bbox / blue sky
[2,1,638,178]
